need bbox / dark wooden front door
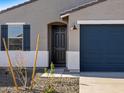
[51,25,66,67]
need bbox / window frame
[7,24,24,51]
[8,37,24,51]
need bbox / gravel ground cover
[0,69,79,93]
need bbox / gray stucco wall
[0,0,85,51]
[68,0,124,51]
[1,0,124,51]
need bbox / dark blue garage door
[80,25,124,71]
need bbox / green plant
[43,63,56,93]
[44,85,56,93]
[50,62,55,75]
[44,68,48,73]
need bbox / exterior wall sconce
[71,24,78,31]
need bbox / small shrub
[44,68,48,74]
[44,85,56,93]
[50,62,55,75]
[43,63,57,93]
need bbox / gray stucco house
[0,0,124,72]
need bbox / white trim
[0,51,49,67]
[6,22,26,25]
[77,20,124,24]
[66,51,80,72]
[60,14,70,18]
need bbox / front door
[51,25,66,67]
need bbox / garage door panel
[83,65,124,71]
[84,54,124,61]
[80,25,124,71]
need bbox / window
[1,24,30,51]
[8,25,23,50]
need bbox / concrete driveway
[80,72,124,93]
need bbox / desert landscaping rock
[0,70,79,93]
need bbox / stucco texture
[68,0,124,51]
[0,0,124,51]
[0,0,85,51]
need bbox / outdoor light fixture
[71,24,78,31]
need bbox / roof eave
[0,0,38,15]
[60,0,106,16]
[60,13,70,19]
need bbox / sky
[0,0,29,11]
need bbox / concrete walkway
[41,68,80,77]
[41,68,124,93]
[80,72,124,93]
